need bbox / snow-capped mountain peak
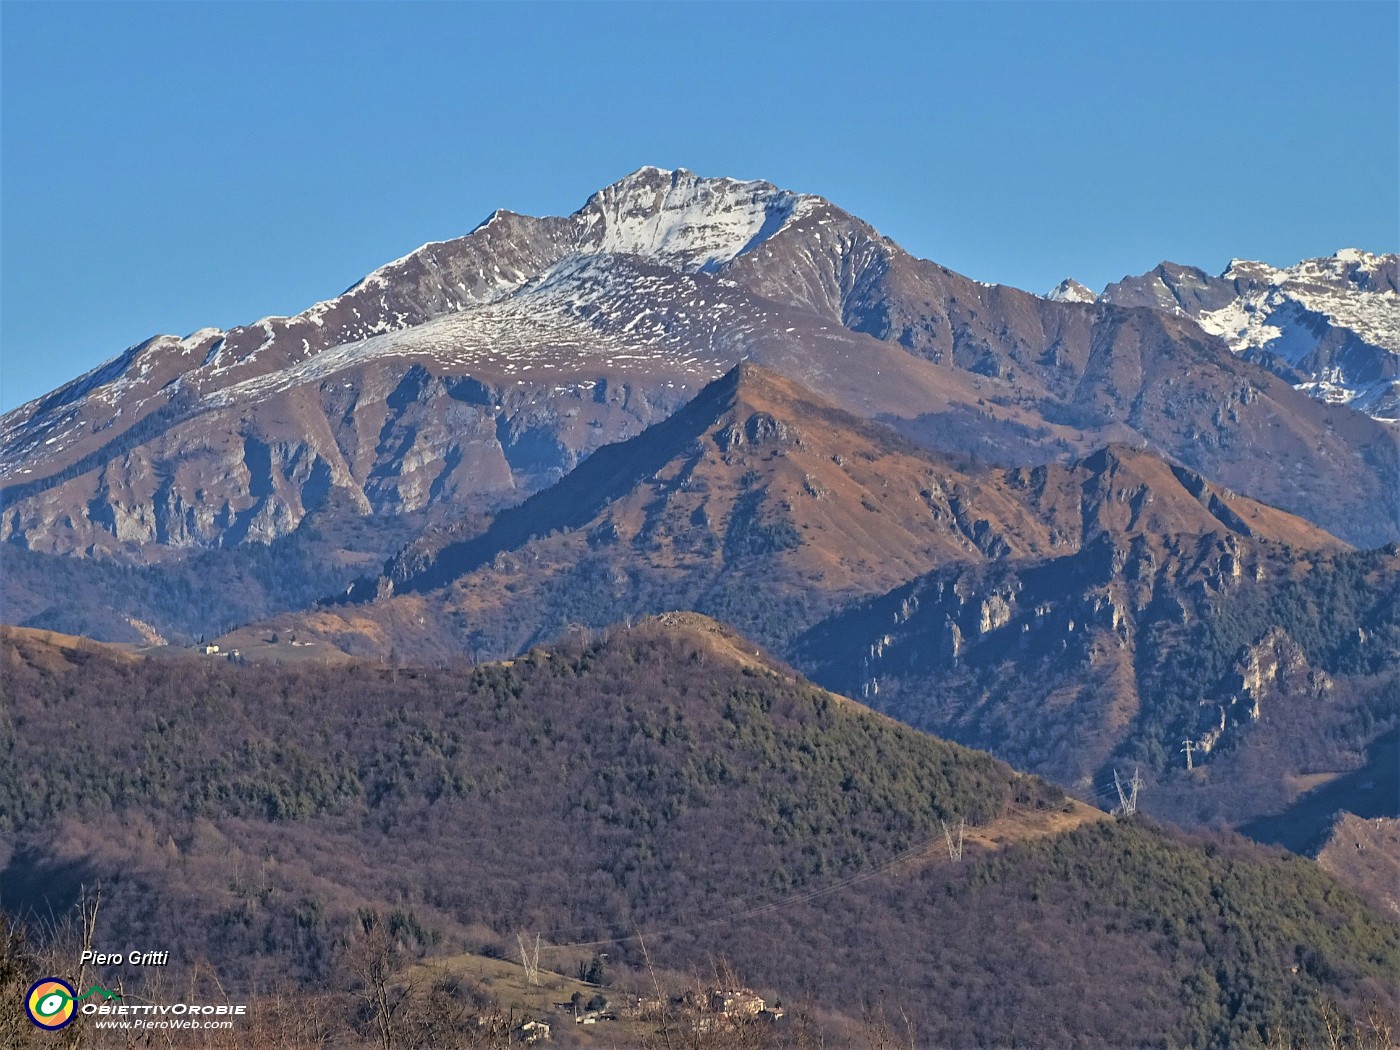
[580,166,820,272]
[1206,251,1398,355]
[1222,249,1397,295]
[1046,278,1098,304]
[5,173,1397,564]
[1103,250,1399,420]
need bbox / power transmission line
[517,932,541,985]
[942,818,964,862]
[1181,739,1197,771]
[1111,767,1142,817]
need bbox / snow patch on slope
[1201,251,1399,356]
[1046,279,1098,304]
[197,255,755,412]
[583,167,819,272]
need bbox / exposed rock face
[797,521,1400,837]
[1,360,686,555]
[1234,627,1310,707]
[1188,627,1334,755]
[979,593,1014,635]
[4,169,1397,560]
[791,439,1373,790]
[1098,250,1400,421]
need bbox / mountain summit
[578,166,820,269]
[1100,249,1399,419]
[1046,278,1097,304]
[3,169,1397,562]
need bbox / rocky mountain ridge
[233,365,1346,672]
[3,168,1397,560]
[1054,249,1399,420]
[796,535,1400,832]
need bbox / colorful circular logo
[25,978,77,1030]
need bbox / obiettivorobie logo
[24,976,248,1033]
[24,978,121,1030]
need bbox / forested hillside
[3,621,1397,1048]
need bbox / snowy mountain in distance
[1097,250,1399,421]
[4,166,816,444]
[0,168,827,553]
[4,167,1398,562]
[1046,278,1097,304]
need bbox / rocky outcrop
[1,362,687,556]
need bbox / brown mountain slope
[1316,814,1400,918]
[4,169,1395,566]
[726,193,1400,546]
[229,364,1344,665]
[229,362,1072,659]
[1002,444,1344,552]
[0,626,141,670]
[375,362,1074,590]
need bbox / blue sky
[2,1,1396,411]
